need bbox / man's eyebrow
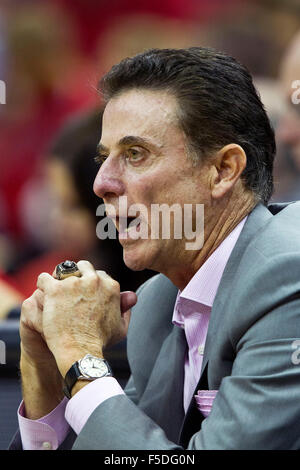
[118,135,155,148]
[97,135,162,155]
[96,142,109,155]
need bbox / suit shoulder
[250,201,300,260]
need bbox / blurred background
[0,0,300,449]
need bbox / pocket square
[194,390,218,417]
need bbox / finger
[37,272,57,292]
[96,270,114,281]
[21,292,37,312]
[120,291,137,314]
[121,308,131,333]
[32,289,44,310]
[77,260,96,277]
[122,309,131,325]
[21,292,44,333]
[96,271,120,292]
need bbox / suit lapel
[139,323,187,443]
[200,203,273,378]
[179,203,273,446]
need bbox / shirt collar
[172,216,247,324]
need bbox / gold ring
[55,260,81,280]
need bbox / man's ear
[210,144,247,200]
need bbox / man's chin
[122,245,151,272]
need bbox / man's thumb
[120,291,137,314]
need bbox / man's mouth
[115,216,142,238]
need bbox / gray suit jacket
[10,202,300,449]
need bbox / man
[10,48,300,450]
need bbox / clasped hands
[20,260,137,380]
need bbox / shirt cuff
[18,398,70,450]
[65,377,124,435]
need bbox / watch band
[63,362,82,399]
[63,358,113,399]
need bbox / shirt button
[42,441,52,450]
[198,345,205,355]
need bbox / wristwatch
[63,354,113,399]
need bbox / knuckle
[97,270,106,275]
[84,274,98,289]
[111,279,120,291]
[37,272,49,287]
[78,259,92,268]
[89,271,98,281]
[22,298,32,310]
[37,272,48,280]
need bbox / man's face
[93,89,212,273]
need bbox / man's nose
[93,159,125,199]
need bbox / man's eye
[126,148,144,162]
[94,154,108,165]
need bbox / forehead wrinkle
[109,88,179,126]
[102,89,184,153]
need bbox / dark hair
[49,107,103,217]
[100,47,276,204]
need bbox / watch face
[79,355,109,378]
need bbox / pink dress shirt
[18,217,246,449]
[172,217,247,412]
